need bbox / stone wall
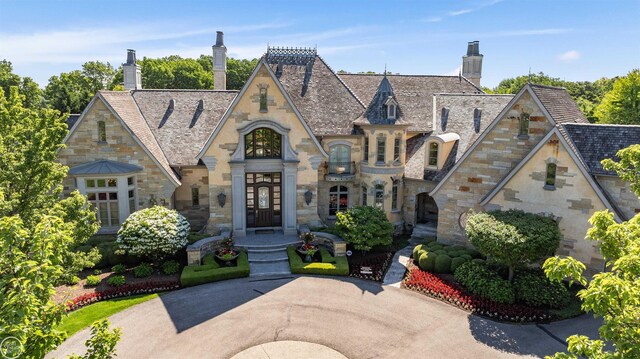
[433,91,553,243]
[596,175,640,220]
[403,179,437,230]
[59,98,176,210]
[486,133,607,275]
[174,166,210,230]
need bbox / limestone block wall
[596,176,640,220]
[174,166,210,230]
[486,133,607,274]
[403,179,437,229]
[59,99,176,209]
[433,91,553,243]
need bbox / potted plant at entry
[215,237,239,266]
[297,232,318,262]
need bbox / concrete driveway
[47,276,600,359]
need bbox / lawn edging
[65,280,180,311]
[180,251,250,287]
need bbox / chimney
[462,41,483,88]
[212,31,227,90]
[123,49,142,90]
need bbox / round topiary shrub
[335,206,393,252]
[434,254,452,273]
[434,249,447,256]
[117,206,190,264]
[418,252,431,271]
[450,257,468,273]
[460,254,473,261]
[426,242,442,250]
[425,255,437,272]
[413,245,425,260]
[415,249,428,265]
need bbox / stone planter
[215,251,240,266]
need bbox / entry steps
[411,223,437,240]
[238,240,298,277]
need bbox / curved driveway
[47,276,599,359]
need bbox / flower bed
[66,280,180,311]
[348,252,393,282]
[402,261,553,322]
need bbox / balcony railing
[327,161,356,175]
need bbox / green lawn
[56,293,158,336]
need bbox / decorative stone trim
[299,224,346,256]
[186,230,231,266]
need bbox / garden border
[65,280,180,312]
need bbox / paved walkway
[382,243,415,287]
[48,276,600,359]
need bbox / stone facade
[59,99,176,211]
[596,175,640,220]
[433,90,553,243]
[174,166,210,229]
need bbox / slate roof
[98,91,180,184]
[266,55,365,136]
[559,123,640,176]
[404,134,427,179]
[340,74,482,132]
[132,90,237,166]
[356,75,409,126]
[68,159,143,175]
[66,114,80,130]
[529,84,588,124]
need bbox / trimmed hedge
[513,270,570,308]
[287,247,349,276]
[434,255,452,273]
[180,252,250,287]
[412,244,479,274]
[454,261,515,304]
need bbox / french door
[246,173,282,227]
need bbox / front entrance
[416,193,438,224]
[246,173,282,228]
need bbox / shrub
[335,206,393,252]
[434,255,452,273]
[93,269,102,275]
[450,257,468,273]
[466,210,561,281]
[514,270,570,308]
[133,263,154,278]
[66,275,81,285]
[117,206,190,263]
[454,261,515,304]
[162,260,181,275]
[85,275,101,287]
[287,247,349,276]
[108,275,126,287]
[472,258,485,265]
[180,252,250,287]
[111,264,126,275]
[413,245,426,260]
[417,252,431,271]
[425,255,437,272]
[434,249,447,256]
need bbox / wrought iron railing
[327,161,356,175]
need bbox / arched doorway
[416,193,438,225]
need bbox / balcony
[325,161,356,181]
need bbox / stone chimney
[212,31,227,90]
[123,49,142,90]
[462,41,483,87]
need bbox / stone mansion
[58,32,640,275]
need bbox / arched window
[328,144,351,174]
[545,163,557,189]
[428,142,439,167]
[519,113,530,137]
[388,104,396,119]
[374,184,384,209]
[245,128,281,158]
[329,185,348,216]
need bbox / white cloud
[559,50,581,62]
[424,16,443,23]
[448,9,473,16]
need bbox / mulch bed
[402,260,556,323]
[348,252,393,282]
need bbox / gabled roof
[340,74,482,132]
[68,159,143,175]
[529,84,588,124]
[265,55,365,136]
[430,83,587,197]
[132,90,237,166]
[480,128,623,221]
[559,123,640,176]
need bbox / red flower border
[65,280,181,311]
[402,261,553,323]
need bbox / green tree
[543,145,640,359]
[595,69,640,125]
[82,61,117,92]
[140,56,212,89]
[68,320,121,359]
[466,210,562,281]
[226,57,258,90]
[335,206,393,252]
[0,59,43,109]
[0,88,113,357]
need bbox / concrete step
[237,241,299,251]
[249,251,289,263]
[249,260,291,277]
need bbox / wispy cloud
[448,9,473,16]
[559,50,581,62]
[484,28,573,37]
[424,0,505,23]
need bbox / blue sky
[1,0,638,88]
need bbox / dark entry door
[246,173,282,228]
[416,193,438,224]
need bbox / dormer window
[388,104,396,119]
[385,97,398,120]
[428,142,439,167]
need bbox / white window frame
[427,141,439,169]
[77,175,137,228]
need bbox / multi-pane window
[394,137,401,162]
[363,137,369,162]
[374,184,384,209]
[328,145,351,174]
[245,128,281,158]
[388,104,396,119]
[86,178,119,226]
[377,137,386,163]
[127,176,136,213]
[259,87,268,112]
[362,185,368,206]
[391,182,399,210]
[519,113,530,137]
[545,163,557,188]
[428,142,439,167]
[98,121,106,142]
[329,185,348,216]
[192,187,200,207]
